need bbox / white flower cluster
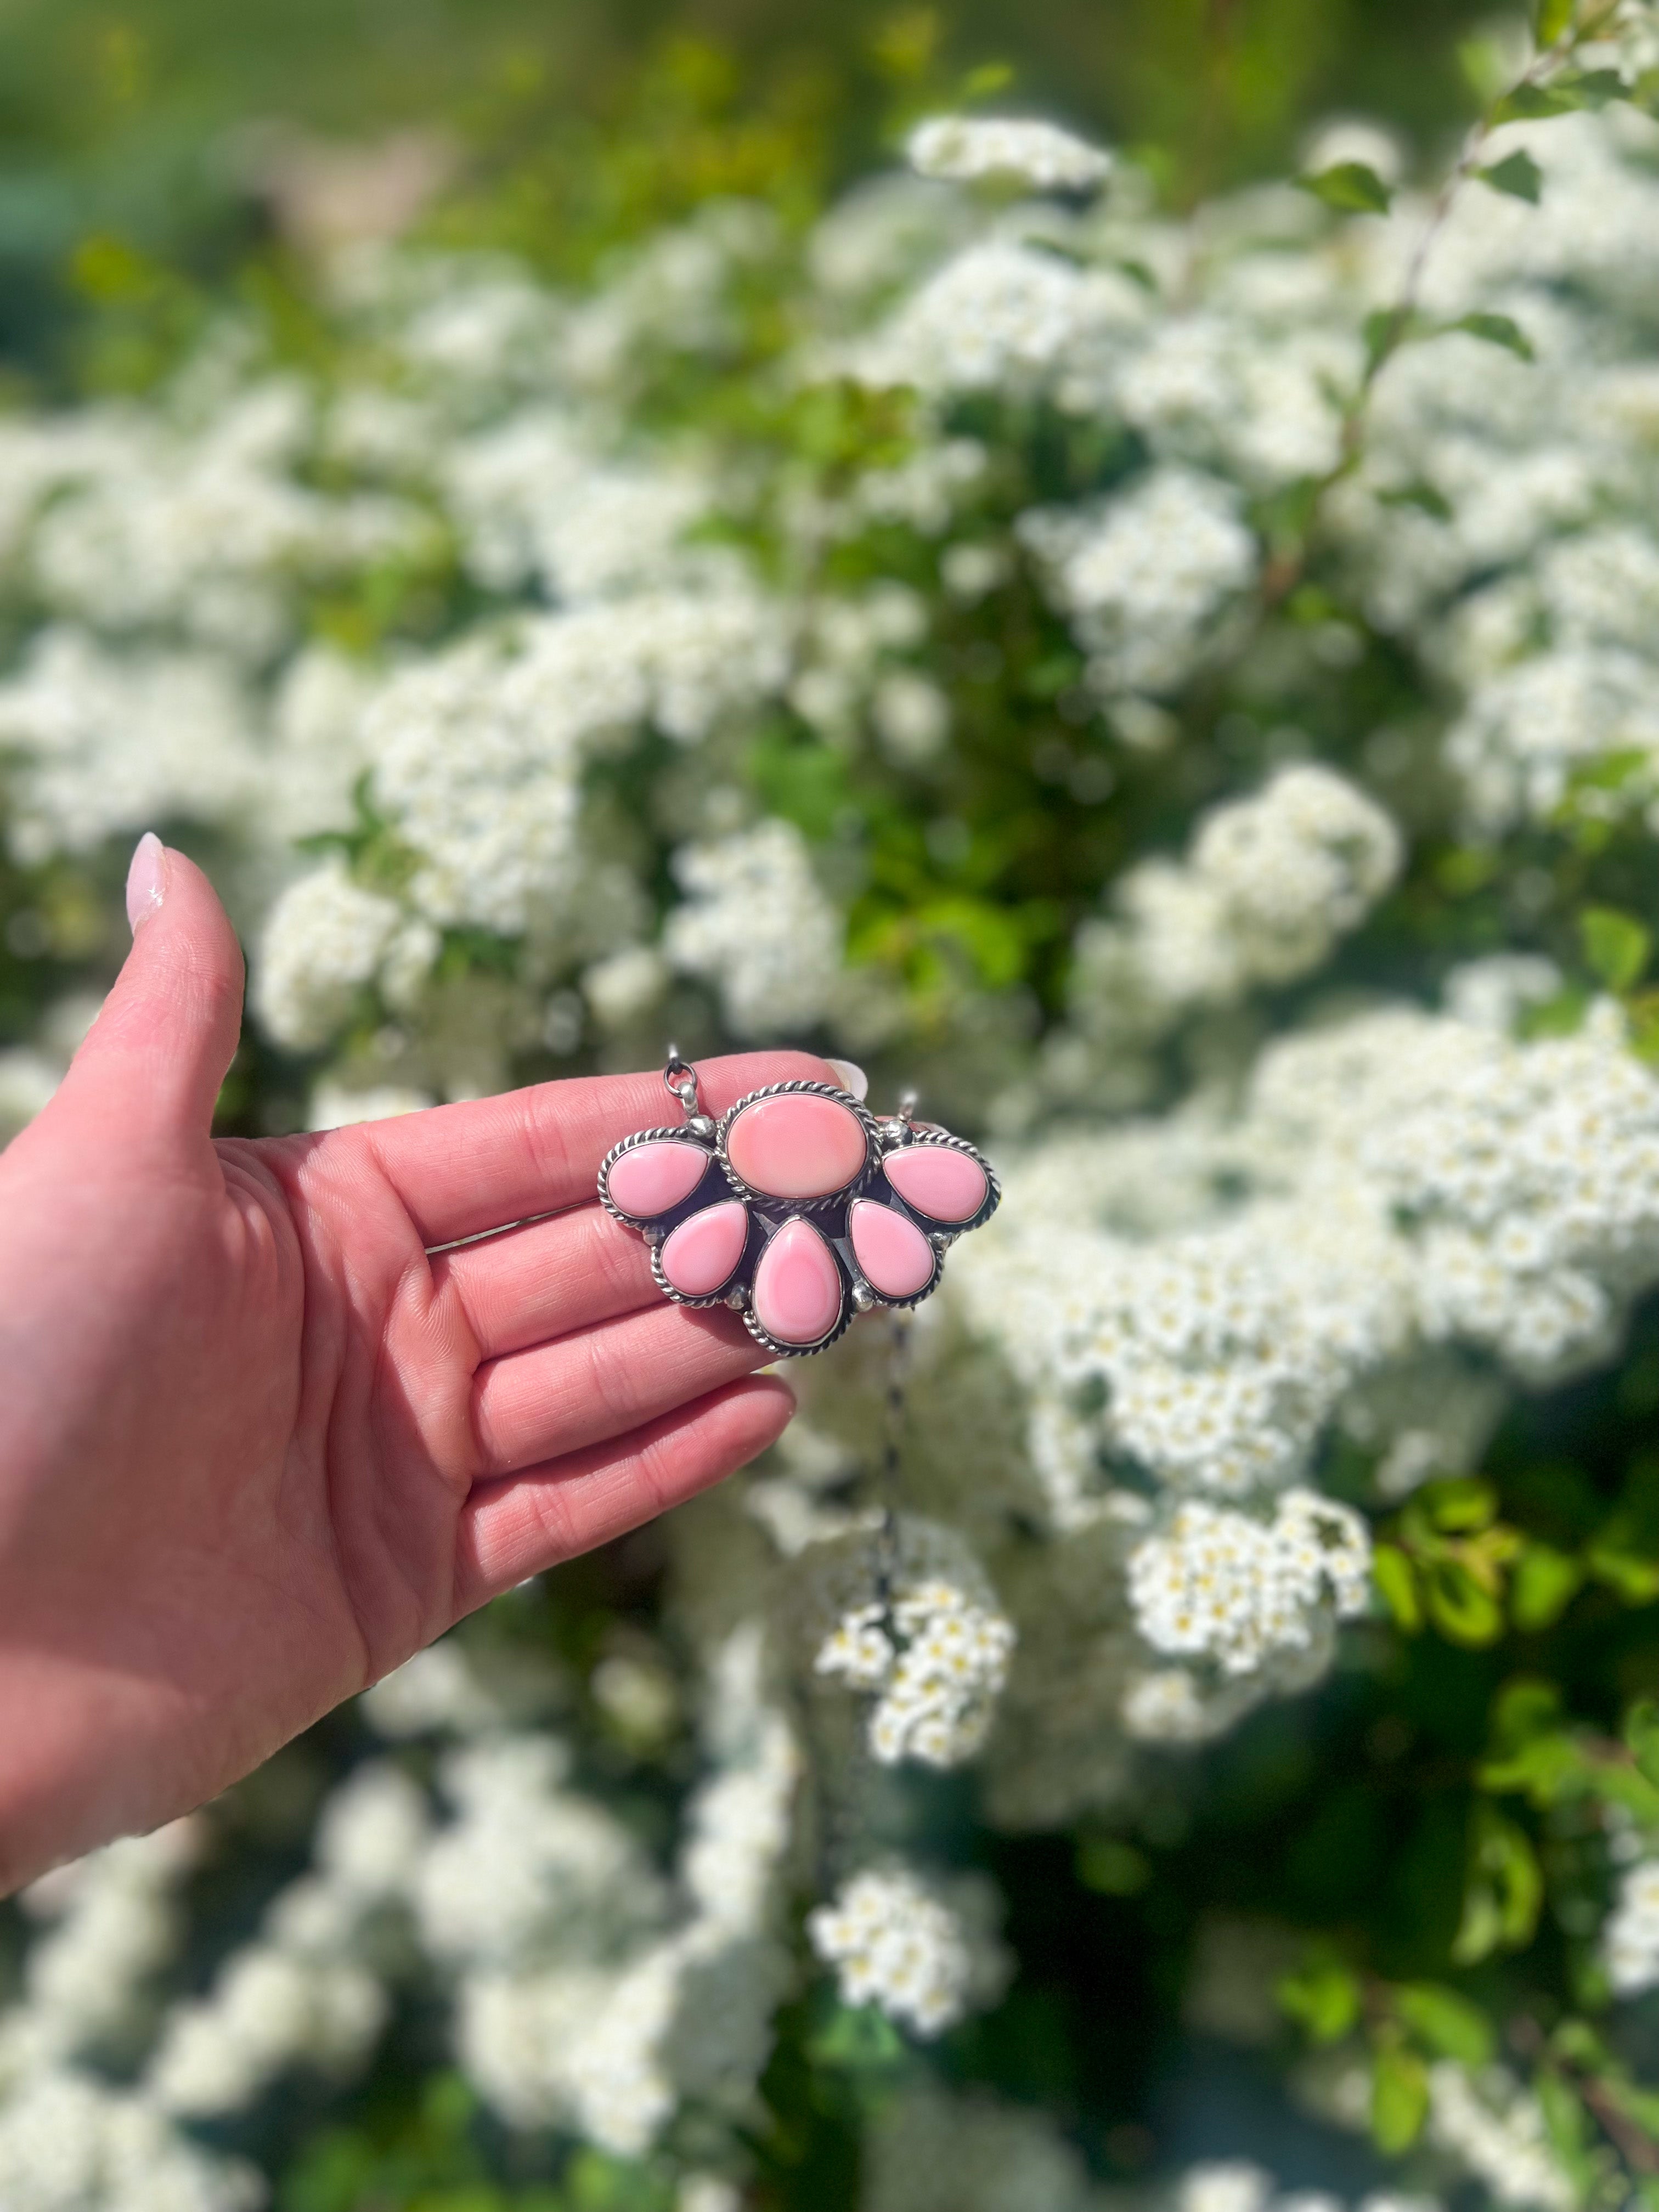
[1072,764,1402,1032]
[815,1578,1016,1766]
[1175,2165,1437,2212]
[1127,1489,1370,1679]
[1604,1857,1659,1995]
[0,1821,259,2206]
[450,1625,798,2158]
[960,1003,1659,1541]
[0,629,259,865]
[806,1868,985,2036]
[254,859,409,1050]
[1426,2063,1575,2212]
[863,2075,1099,2212]
[0,2070,261,2212]
[17,382,433,665]
[664,820,845,1037]
[0,1629,796,2196]
[851,237,1147,397]
[1020,467,1259,698]
[907,116,1113,193]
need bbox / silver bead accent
[879,1119,909,1148]
[644,1225,665,1246]
[686,1114,716,1141]
[930,1232,954,1252]
[725,1286,748,1312]
[850,1283,876,1314]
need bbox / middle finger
[470,1299,771,1478]
[435,1202,658,1362]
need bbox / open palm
[0,842,812,1888]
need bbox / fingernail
[826,1058,868,1101]
[126,832,167,933]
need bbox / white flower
[1021,467,1258,696]
[1604,1857,1659,1994]
[665,819,843,1036]
[907,115,1111,193]
[808,1869,978,2036]
[1127,1489,1371,1677]
[0,628,259,865]
[253,859,405,1051]
[815,1580,1016,1767]
[1426,2063,1575,2211]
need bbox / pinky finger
[451,1376,797,1616]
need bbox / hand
[0,837,822,1888]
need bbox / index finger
[339,1049,842,1249]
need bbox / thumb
[53,836,246,1152]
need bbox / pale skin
[0,836,826,1892]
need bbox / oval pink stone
[725,1092,868,1200]
[659,1200,749,1298]
[607,1139,710,1218]
[882,1144,988,1223]
[849,1200,935,1300]
[752,1218,843,1346]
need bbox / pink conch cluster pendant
[598,1052,1001,1357]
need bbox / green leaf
[1299,162,1394,215]
[808,2003,906,2071]
[1425,1559,1504,1645]
[959,60,1015,100]
[1278,1957,1363,2043]
[1537,2067,1592,2163]
[1076,1836,1152,1895]
[1372,2045,1430,2153]
[1511,1541,1583,1630]
[1454,1804,1544,1960]
[1422,1476,1498,1533]
[1553,66,1627,108]
[1581,904,1652,991]
[1493,1677,1565,1747]
[1396,1983,1496,2065]
[1627,1700,1659,1792]
[1492,81,1578,123]
[1535,0,1576,42]
[1455,311,1536,361]
[1451,1884,1504,1967]
[1477,148,1544,202]
[1624,989,1659,1063]
[1377,479,1455,521]
[1585,1534,1659,1604]
[1373,1542,1423,1632]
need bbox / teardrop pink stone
[882,1144,988,1223]
[752,1218,843,1346]
[849,1200,935,1300]
[726,1092,868,1200]
[607,1139,710,1218]
[659,1200,749,1297]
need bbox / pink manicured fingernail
[826,1058,868,1100]
[126,832,167,932]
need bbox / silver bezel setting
[596,1124,720,1229]
[645,1199,754,1312]
[715,1079,883,1209]
[740,1214,857,1358]
[842,1195,942,1314]
[874,1126,1001,1237]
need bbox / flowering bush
[2,13,1659,2207]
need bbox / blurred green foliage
[0,0,1501,390]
